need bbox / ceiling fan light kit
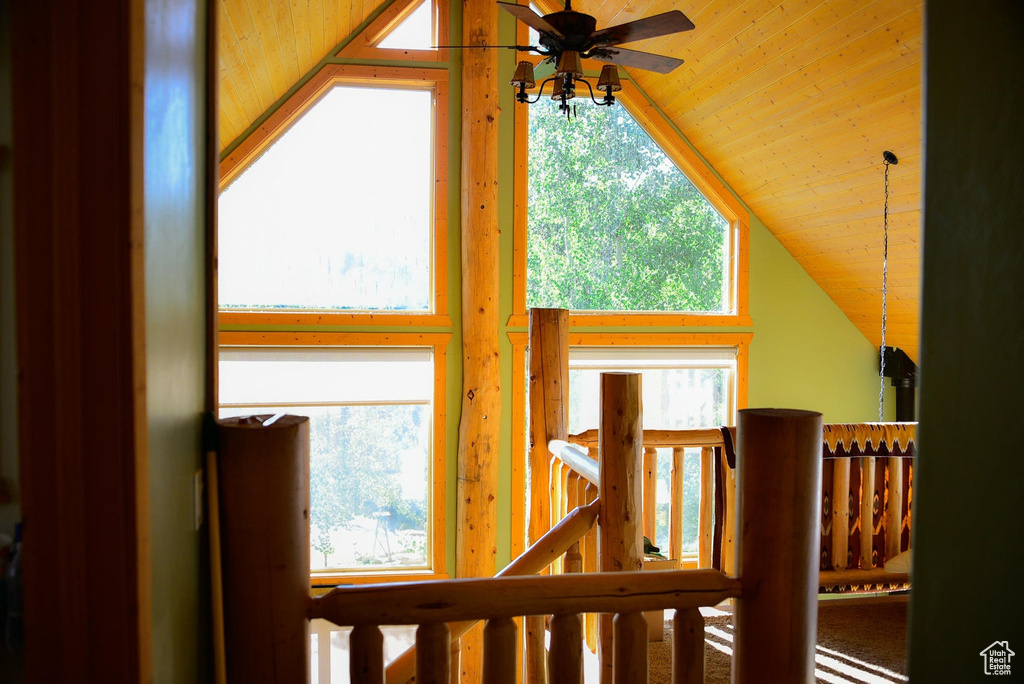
[497,0,693,118]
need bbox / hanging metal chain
[879,151,898,420]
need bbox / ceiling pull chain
[879,150,898,421]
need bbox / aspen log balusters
[861,457,876,567]
[350,626,385,684]
[482,618,517,684]
[598,372,644,684]
[733,409,822,684]
[527,308,569,683]
[886,457,904,562]
[643,446,658,547]
[457,0,501,677]
[832,457,851,570]
[216,415,310,684]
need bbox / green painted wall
[143,0,210,680]
[747,214,889,423]
[908,0,1024,679]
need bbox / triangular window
[377,0,433,50]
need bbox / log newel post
[733,408,822,684]
[216,415,310,684]
[597,372,643,684]
[527,307,569,683]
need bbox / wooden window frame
[509,31,751,328]
[220,331,451,585]
[506,331,751,559]
[336,0,450,63]
[218,64,450,328]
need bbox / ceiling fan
[496,0,695,115]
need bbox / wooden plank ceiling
[218,0,923,361]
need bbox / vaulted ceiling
[218,0,923,360]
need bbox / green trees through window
[527,97,730,312]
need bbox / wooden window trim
[218,64,449,322]
[336,0,450,63]
[506,331,751,558]
[220,331,451,585]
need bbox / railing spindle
[671,608,704,684]
[832,457,851,570]
[584,483,599,654]
[643,446,658,546]
[886,457,904,562]
[698,446,714,568]
[613,612,648,684]
[350,625,385,684]
[860,457,875,568]
[549,613,584,684]
[416,622,451,684]
[482,618,517,684]
[670,447,685,564]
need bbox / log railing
[306,384,824,684]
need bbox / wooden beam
[456,0,501,680]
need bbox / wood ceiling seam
[721,84,922,171]
[220,0,271,136]
[770,215,921,247]
[728,112,920,191]
[684,30,922,148]
[703,64,921,163]
[657,0,836,111]
[761,154,921,206]
[289,0,313,71]
[271,0,302,87]
[780,226,921,258]
[246,0,290,97]
[662,0,917,129]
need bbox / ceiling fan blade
[497,2,564,38]
[587,11,694,48]
[589,46,684,74]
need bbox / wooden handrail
[548,439,599,486]
[569,428,726,449]
[312,569,741,626]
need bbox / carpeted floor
[648,596,908,683]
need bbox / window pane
[564,347,735,556]
[377,1,433,50]
[219,347,434,572]
[527,98,730,313]
[219,86,433,311]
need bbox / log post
[482,618,517,684]
[549,614,583,684]
[832,457,851,570]
[417,622,452,684]
[527,308,569,683]
[350,625,385,684]
[216,415,310,683]
[583,483,599,654]
[671,608,704,684]
[565,474,583,574]
[733,409,822,684]
[598,373,643,684]
[670,447,685,563]
[612,612,648,684]
[457,0,501,677]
